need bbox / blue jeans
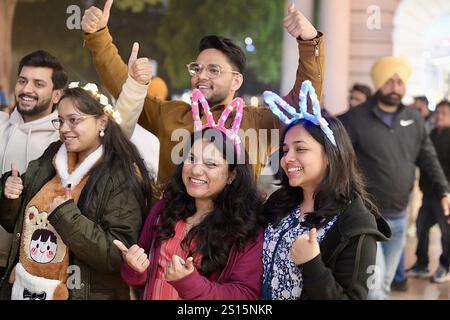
[394,250,406,282]
[368,213,408,300]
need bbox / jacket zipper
[315,44,321,80]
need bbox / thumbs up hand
[291,228,320,265]
[128,42,152,85]
[164,255,195,282]
[284,2,318,40]
[4,164,23,199]
[81,0,113,34]
[48,186,73,215]
[113,240,150,273]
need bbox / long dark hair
[156,128,264,276]
[264,116,378,228]
[59,84,152,218]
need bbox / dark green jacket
[0,141,143,300]
[300,195,391,300]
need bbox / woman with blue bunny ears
[262,82,391,300]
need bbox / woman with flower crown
[0,76,153,299]
[113,89,265,300]
[261,81,391,300]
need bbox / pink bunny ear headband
[190,89,244,157]
[263,80,337,147]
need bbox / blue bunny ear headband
[263,80,337,147]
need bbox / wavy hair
[156,128,264,276]
[264,115,378,228]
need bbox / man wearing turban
[339,56,450,300]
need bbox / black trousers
[415,195,450,269]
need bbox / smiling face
[281,125,328,193]
[182,139,236,203]
[14,66,62,122]
[29,229,58,264]
[190,48,243,107]
[57,97,106,161]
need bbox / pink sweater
[120,200,263,300]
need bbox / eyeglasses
[52,115,98,130]
[186,62,240,79]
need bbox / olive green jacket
[0,141,143,300]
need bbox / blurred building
[281,0,450,115]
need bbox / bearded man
[339,56,450,300]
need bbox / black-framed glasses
[52,115,97,130]
[186,62,240,79]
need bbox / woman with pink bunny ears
[114,89,265,300]
[83,2,324,183]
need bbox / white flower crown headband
[67,82,122,125]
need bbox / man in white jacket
[0,50,68,275]
[0,48,154,279]
[1,50,67,175]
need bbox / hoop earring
[100,129,105,137]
